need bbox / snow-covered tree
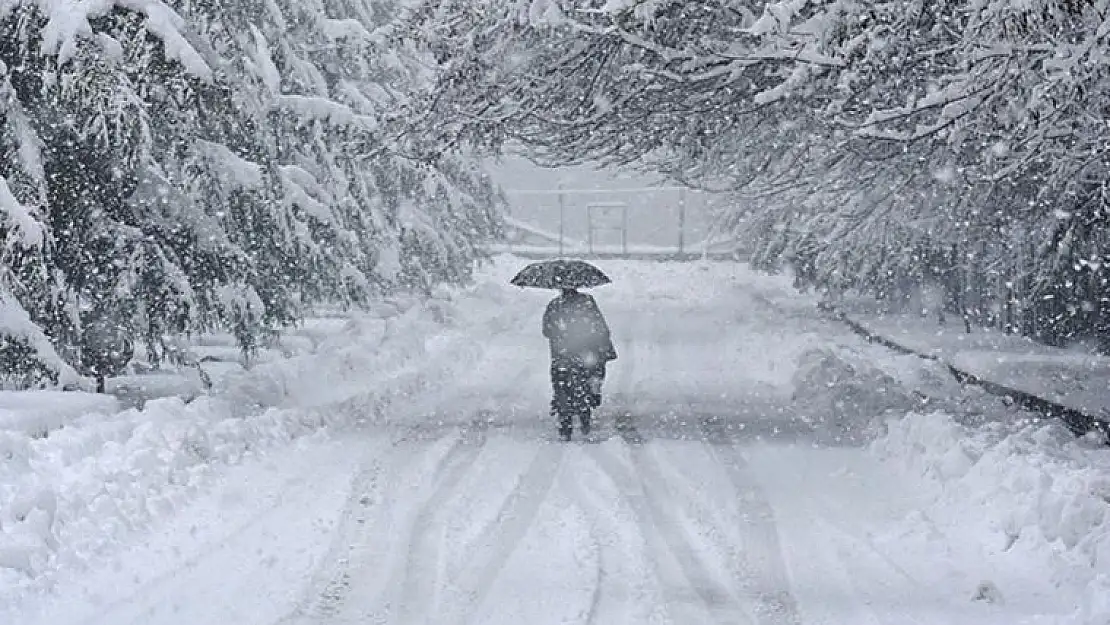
[414,0,1109,347]
[0,0,502,386]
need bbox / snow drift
[0,269,523,606]
[872,413,1110,625]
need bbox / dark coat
[542,291,617,366]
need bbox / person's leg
[551,361,573,440]
[567,364,593,435]
[587,363,606,407]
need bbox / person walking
[510,259,616,441]
[543,287,616,441]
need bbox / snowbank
[0,392,119,437]
[840,307,1110,430]
[952,351,1110,419]
[871,413,1110,625]
[790,346,921,443]
[0,269,525,608]
[787,328,980,445]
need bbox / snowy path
[277,268,1054,625]
[284,429,803,624]
[7,259,1085,625]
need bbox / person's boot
[588,376,603,407]
[559,427,573,442]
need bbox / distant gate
[493,186,739,259]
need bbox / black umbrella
[510,259,611,290]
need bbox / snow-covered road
[281,273,817,625]
[5,258,1103,625]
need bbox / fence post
[558,185,565,256]
[586,203,594,255]
[678,188,686,255]
[622,204,629,256]
[503,193,513,255]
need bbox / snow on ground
[840,306,1110,419]
[0,268,526,619]
[0,392,120,437]
[2,255,1107,625]
[9,435,373,625]
[952,352,1110,417]
[870,413,1110,624]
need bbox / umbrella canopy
[510,259,611,290]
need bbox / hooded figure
[543,288,617,440]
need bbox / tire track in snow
[293,317,545,624]
[693,426,802,625]
[82,451,362,625]
[627,445,760,625]
[560,448,663,625]
[281,448,397,625]
[736,481,891,625]
[559,482,618,625]
[585,442,754,625]
[449,441,565,625]
[287,422,489,625]
[583,535,604,625]
[392,421,490,625]
[439,441,563,621]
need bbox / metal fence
[496,186,738,259]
